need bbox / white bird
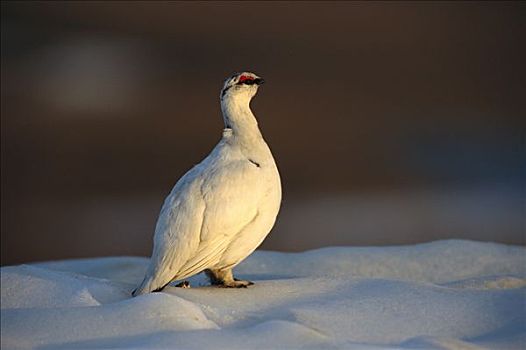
[132,72,281,295]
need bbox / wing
[133,157,263,296]
[172,159,263,280]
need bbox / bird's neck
[221,95,262,141]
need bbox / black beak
[254,78,265,85]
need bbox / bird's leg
[205,268,254,288]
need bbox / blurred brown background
[1,1,525,265]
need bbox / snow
[1,240,525,349]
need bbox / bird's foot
[205,269,254,288]
[219,278,254,288]
[175,281,191,288]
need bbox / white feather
[133,72,281,295]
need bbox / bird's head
[220,72,265,101]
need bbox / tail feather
[132,275,172,297]
[132,277,155,297]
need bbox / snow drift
[1,240,525,349]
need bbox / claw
[175,281,191,288]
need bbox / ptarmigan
[132,72,281,295]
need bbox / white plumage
[133,72,281,295]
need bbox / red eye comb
[238,75,253,83]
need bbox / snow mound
[2,293,217,350]
[1,240,525,349]
[1,264,127,308]
[238,239,525,283]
